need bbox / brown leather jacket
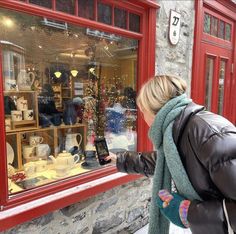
[116,102,236,234]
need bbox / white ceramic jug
[17,69,35,90]
[65,133,82,152]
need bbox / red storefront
[0,0,159,231]
[192,0,236,124]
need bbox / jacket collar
[173,102,205,145]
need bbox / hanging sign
[169,10,181,45]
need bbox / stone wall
[155,0,195,95]
[3,178,152,234]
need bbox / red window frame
[0,0,159,231]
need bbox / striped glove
[156,189,191,228]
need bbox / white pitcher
[17,69,35,90]
[65,133,82,152]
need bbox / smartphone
[94,138,111,165]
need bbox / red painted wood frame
[0,0,159,231]
[192,0,236,123]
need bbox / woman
[105,75,236,234]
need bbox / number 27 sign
[169,10,181,45]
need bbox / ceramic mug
[5,118,11,131]
[11,110,23,121]
[23,145,35,159]
[36,144,50,157]
[23,110,34,120]
[17,99,28,111]
[29,136,44,146]
[54,165,69,177]
[24,162,36,177]
[35,159,47,172]
[5,79,17,91]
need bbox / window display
[0,8,138,195]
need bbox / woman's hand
[104,152,117,164]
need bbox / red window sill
[0,172,142,231]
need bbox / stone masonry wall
[2,1,195,234]
[3,178,152,234]
[155,0,195,95]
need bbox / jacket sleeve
[116,151,157,176]
[186,124,236,234]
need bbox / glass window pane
[225,23,231,41]
[98,2,112,25]
[204,13,211,34]
[205,57,214,110]
[218,60,226,115]
[78,0,94,20]
[56,0,75,15]
[218,20,225,39]
[114,8,127,29]
[29,0,52,9]
[0,9,138,195]
[211,16,218,37]
[129,13,140,33]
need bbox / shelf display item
[5,118,11,131]
[4,96,17,115]
[7,142,15,165]
[17,70,35,91]
[65,132,82,153]
[81,150,100,169]
[63,100,77,125]
[16,97,28,111]
[49,150,80,169]
[1,41,25,91]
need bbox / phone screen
[94,138,111,165]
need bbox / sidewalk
[134,224,192,234]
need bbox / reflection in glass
[204,13,211,34]
[218,60,226,115]
[98,2,112,25]
[211,16,218,37]
[218,20,225,39]
[225,23,231,41]
[0,8,138,195]
[78,0,94,20]
[29,0,52,9]
[115,8,127,29]
[129,13,140,33]
[56,0,75,15]
[205,57,214,110]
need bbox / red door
[192,3,235,124]
[199,43,233,120]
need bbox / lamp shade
[70,69,78,77]
[54,71,62,78]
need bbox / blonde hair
[136,75,187,115]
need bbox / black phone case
[94,138,111,165]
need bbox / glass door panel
[204,56,215,110]
[218,59,227,115]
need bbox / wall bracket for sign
[169,10,181,45]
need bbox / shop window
[98,2,112,25]
[204,13,211,34]
[114,8,127,29]
[129,13,140,33]
[78,0,94,20]
[29,0,52,9]
[56,0,75,15]
[0,8,138,196]
[225,23,231,41]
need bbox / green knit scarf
[148,94,202,234]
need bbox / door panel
[199,43,233,121]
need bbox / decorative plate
[7,142,14,165]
